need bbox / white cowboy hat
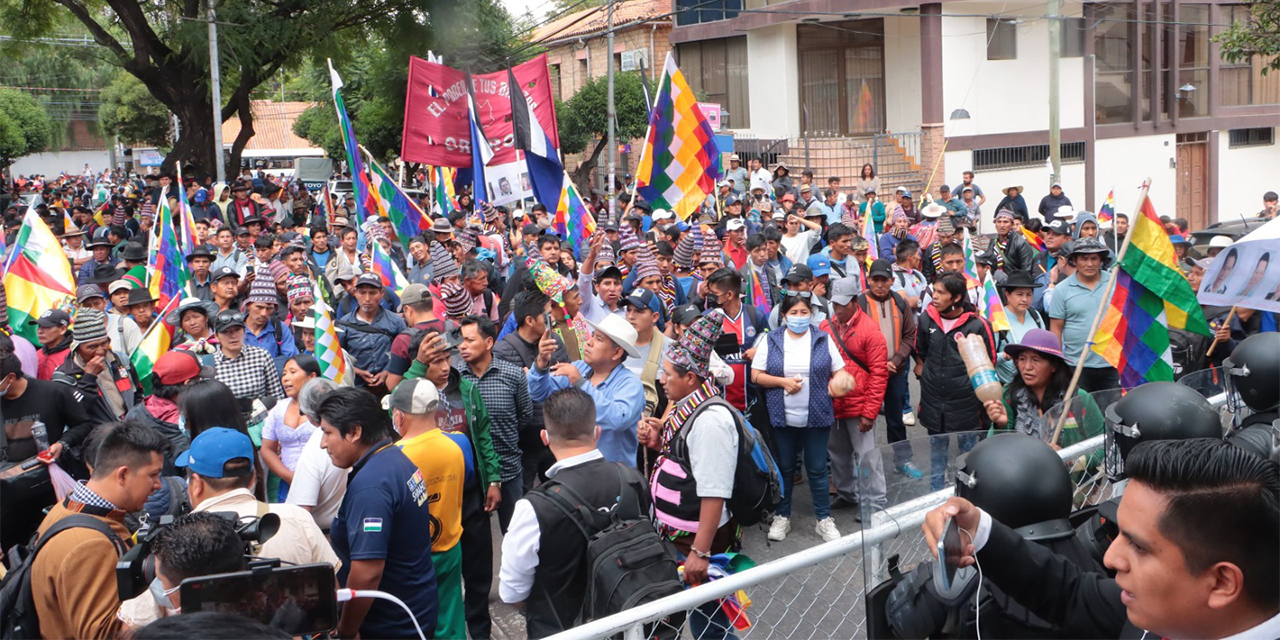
[586,314,641,359]
[1056,205,1078,222]
[921,202,947,219]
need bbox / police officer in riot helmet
[884,434,1103,639]
[1072,380,1225,571]
[1222,333,1280,462]
[1102,380,1223,482]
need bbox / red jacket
[821,309,889,421]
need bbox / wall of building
[1216,129,1280,221]
[1092,134,1178,220]
[744,23,800,138]
[11,149,114,178]
[942,150,1084,230]
[940,2,1085,139]
[544,25,671,102]
[884,16,923,134]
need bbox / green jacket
[404,359,502,487]
[990,386,1104,468]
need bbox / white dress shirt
[498,449,605,604]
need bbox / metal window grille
[1228,127,1275,149]
[972,142,1086,172]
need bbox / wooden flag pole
[1050,178,1151,446]
[1204,306,1237,357]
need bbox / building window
[1094,3,1136,124]
[1061,18,1085,58]
[549,64,561,101]
[1228,127,1275,148]
[676,37,751,128]
[1220,5,1280,106]
[1175,4,1210,118]
[578,57,588,84]
[972,142,1086,171]
[986,19,1017,60]
[675,0,741,26]
[796,19,885,135]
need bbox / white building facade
[672,0,1280,229]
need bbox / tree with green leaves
[292,0,526,168]
[1216,1,1280,73]
[0,89,54,169]
[557,71,649,193]
[99,74,171,149]
[0,0,522,178]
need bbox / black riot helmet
[1226,419,1280,465]
[1223,333,1280,417]
[955,433,1073,541]
[1104,381,1223,481]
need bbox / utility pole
[208,0,226,184]
[1047,0,1062,187]
[606,0,616,222]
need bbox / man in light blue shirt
[814,188,842,226]
[527,314,644,467]
[1047,238,1118,392]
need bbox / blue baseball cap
[175,427,255,478]
[621,288,662,314]
[806,254,831,278]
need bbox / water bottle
[955,334,1003,404]
[31,421,49,453]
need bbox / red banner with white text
[400,54,560,167]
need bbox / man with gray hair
[284,377,347,529]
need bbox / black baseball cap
[782,264,814,284]
[868,259,893,279]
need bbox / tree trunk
[571,136,608,197]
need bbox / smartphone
[934,516,965,594]
[441,326,464,351]
[179,563,338,636]
[544,311,555,333]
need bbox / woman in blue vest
[751,293,856,543]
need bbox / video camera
[116,510,280,601]
[178,562,338,636]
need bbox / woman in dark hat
[984,328,1104,450]
[994,270,1047,383]
[78,230,120,280]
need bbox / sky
[500,0,554,22]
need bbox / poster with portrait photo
[484,159,533,207]
[1197,217,1280,313]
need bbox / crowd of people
[0,161,1276,640]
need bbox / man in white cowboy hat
[725,154,748,195]
[527,313,645,468]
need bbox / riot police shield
[1039,388,1120,508]
[1178,366,1243,431]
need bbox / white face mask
[149,577,180,612]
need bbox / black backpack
[0,515,128,639]
[671,398,784,527]
[538,463,683,623]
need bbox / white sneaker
[768,516,791,541]
[815,517,841,542]
[903,411,917,426]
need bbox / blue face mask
[176,414,186,434]
[150,577,180,611]
[786,316,811,334]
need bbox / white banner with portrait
[1197,217,1280,312]
[483,159,533,208]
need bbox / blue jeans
[929,432,979,491]
[882,370,912,465]
[774,426,832,520]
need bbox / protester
[31,421,166,639]
[260,354,321,501]
[284,377,347,529]
[915,271,996,490]
[1038,182,1073,221]
[387,378,471,640]
[985,328,1104,447]
[993,184,1029,222]
[211,308,286,404]
[751,292,855,542]
[54,307,140,423]
[318,387,438,639]
[529,313,644,468]
[338,273,406,392]
[821,278,889,515]
[1048,238,1119,392]
[993,270,1048,383]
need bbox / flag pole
[128,293,182,360]
[1204,306,1237,357]
[1050,177,1151,446]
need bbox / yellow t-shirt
[397,429,473,552]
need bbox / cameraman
[146,511,248,616]
[921,438,1280,639]
[120,428,339,626]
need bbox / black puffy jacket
[915,306,996,434]
[996,231,1037,273]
